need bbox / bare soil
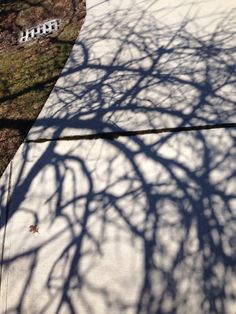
[0,0,86,176]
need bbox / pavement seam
[26,122,236,143]
[0,161,12,304]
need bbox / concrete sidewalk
[1,0,236,313]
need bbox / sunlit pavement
[1,1,236,313]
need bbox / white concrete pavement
[1,129,236,314]
[27,0,236,140]
[1,0,236,313]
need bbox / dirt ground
[0,0,86,175]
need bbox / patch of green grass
[0,0,86,176]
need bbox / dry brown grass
[0,0,86,176]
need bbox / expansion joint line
[25,122,236,143]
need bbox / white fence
[19,19,60,43]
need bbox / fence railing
[19,20,60,43]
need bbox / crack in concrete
[0,161,13,296]
[0,122,235,292]
[26,122,236,143]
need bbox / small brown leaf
[29,224,39,234]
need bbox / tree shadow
[1,1,236,313]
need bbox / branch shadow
[1,1,236,313]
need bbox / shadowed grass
[0,0,86,176]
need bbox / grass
[0,0,86,176]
